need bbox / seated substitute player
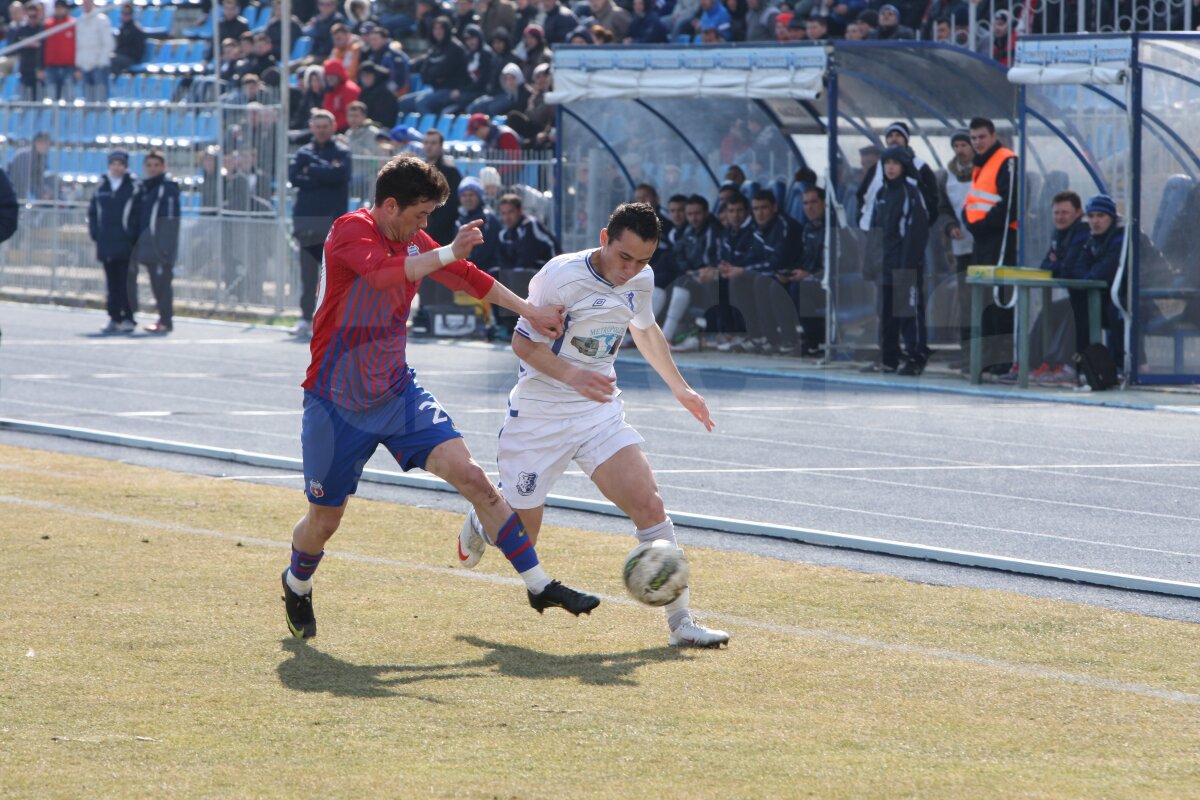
[282,156,601,639]
[457,202,730,648]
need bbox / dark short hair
[969,116,996,133]
[725,192,749,209]
[1052,190,1082,210]
[634,183,659,203]
[144,149,165,165]
[375,156,449,208]
[606,202,661,244]
[331,22,349,34]
[751,189,777,205]
[804,185,827,202]
[685,194,709,210]
[348,100,367,114]
[423,128,445,145]
[239,31,254,41]
[667,194,689,205]
[497,193,523,211]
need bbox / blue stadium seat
[194,112,217,143]
[785,185,805,221]
[186,40,207,64]
[1,73,18,100]
[140,6,161,34]
[59,107,84,144]
[402,112,419,129]
[435,114,454,137]
[155,6,176,35]
[167,109,193,140]
[111,109,134,139]
[139,108,166,138]
[290,36,312,61]
[57,147,80,176]
[417,113,436,132]
[112,73,133,98]
[83,148,106,175]
[741,180,760,199]
[409,73,423,92]
[449,114,469,141]
[493,115,506,127]
[768,179,786,209]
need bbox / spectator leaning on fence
[75,0,113,101]
[8,131,53,201]
[89,150,141,334]
[133,150,181,335]
[289,109,352,339]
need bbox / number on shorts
[419,400,448,425]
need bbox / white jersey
[509,248,655,419]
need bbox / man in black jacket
[111,3,146,74]
[288,110,351,338]
[357,61,399,128]
[714,193,758,351]
[792,185,829,355]
[397,16,469,115]
[304,0,345,61]
[873,146,930,375]
[132,151,181,334]
[856,120,938,234]
[413,128,462,331]
[661,194,722,351]
[736,189,805,355]
[88,150,141,334]
[492,193,557,333]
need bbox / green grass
[0,444,1197,799]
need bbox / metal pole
[824,70,838,359]
[968,1,976,56]
[553,104,563,247]
[211,0,224,312]
[277,0,292,313]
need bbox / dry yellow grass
[0,443,1197,799]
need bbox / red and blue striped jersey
[302,208,495,411]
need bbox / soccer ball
[622,540,689,607]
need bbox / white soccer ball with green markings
[622,540,689,607]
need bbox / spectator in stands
[662,194,721,351]
[854,8,877,37]
[233,31,256,76]
[345,0,373,34]
[266,0,304,61]
[782,12,807,40]
[219,38,243,83]
[244,33,276,80]
[452,0,480,37]
[634,183,680,320]
[875,3,914,39]
[219,0,251,45]
[479,0,517,41]
[42,0,76,101]
[292,64,326,129]
[75,0,113,101]
[321,57,361,131]
[729,189,805,354]
[449,24,494,112]
[414,0,448,42]
[420,128,461,246]
[844,18,867,39]
[132,150,181,335]
[455,176,501,270]
[586,0,630,39]
[111,3,146,74]
[692,0,731,40]
[357,61,399,127]
[589,22,615,42]
[397,15,469,115]
[13,1,42,101]
[934,129,975,359]
[288,109,351,339]
[1069,194,1126,368]
[328,23,362,83]
[361,23,409,94]
[990,9,1014,67]
[492,192,557,331]
[513,0,540,41]
[539,0,578,44]
[565,24,592,43]
[8,131,53,201]
[344,99,385,154]
[374,0,415,38]
[468,112,522,159]
[468,60,528,116]
[478,165,503,204]
[666,0,700,38]
[724,0,747,41]
[305,0,345,61]
[225,73,273,105]
[872,146,930,375]
[488,26,518,70]
[88,150,140,334]
[805,14,829,41]
[950,7,992,59]
[791,185,828,355]
[517,23,551,80]
[857,121,937,234]
[744,0,778,41]
[0,2,27,80]
[921,0,964,38]
[626,0,667,42]
[508,62,553,148]
[714,192,757,351]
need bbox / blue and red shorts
[301,381,461,506]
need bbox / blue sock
[287,546,324,593]
[494,513,539,574]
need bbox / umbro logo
[592,298,605,306]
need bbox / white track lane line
[1,493,1195,707]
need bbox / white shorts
[497,400,644,509]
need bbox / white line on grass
[2,493,1195,707]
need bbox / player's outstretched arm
[512,333,617,403]
[630,322,714,431]
[401,220,486,283]
[484,282,564,339]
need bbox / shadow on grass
[277,635,686,698]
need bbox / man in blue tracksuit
[133,150,182,334]
[873,146,930,375]
[88,150,141,334]
[1066,193,1126,367]
[289,109,352,339]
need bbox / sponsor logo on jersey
[516,471,538,496]
[308,479,324,498]
[408,244,420,256]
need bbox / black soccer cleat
[528,580,601,617]
[281,569,317,639]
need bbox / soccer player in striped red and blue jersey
[280,156,601,639]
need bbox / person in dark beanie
[875,3,914,39]
[1067,193,1126,367]
[133,150,181,334]
[871,146,930,375]
[857,120,938,233]
[88,150,141,334]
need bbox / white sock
[634,519,690,630]
[520,564,552,594]
[652,286,667,319]
[285,570,313,596]
[660,286,692,342]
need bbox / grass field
[0,443,1197,799]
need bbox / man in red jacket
[42,0,76,100]
[321,57,361,132]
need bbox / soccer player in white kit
[458,203,730,648]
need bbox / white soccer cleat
[457,508,487,568]
[669,618,730,648]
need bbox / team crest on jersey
[516,472,538,496]
[407,244,420,256]
[624,291,636,310]
[308,479,324,498]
